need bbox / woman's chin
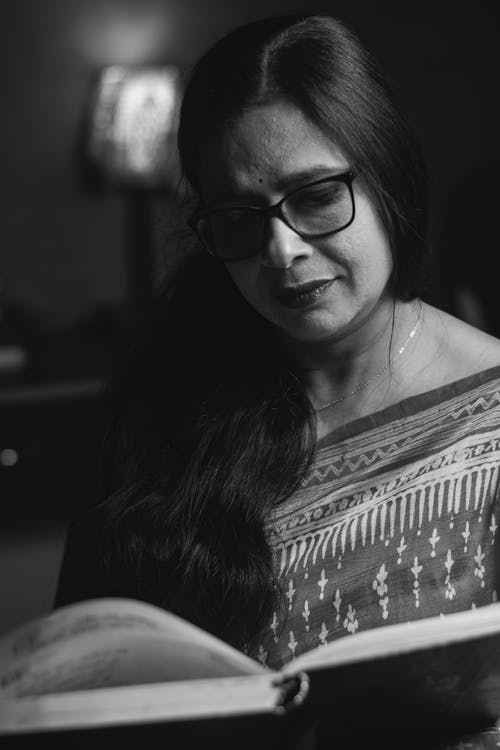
[274,314,350,346]
[269,295,392,348]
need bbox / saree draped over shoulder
[255,366,500,671]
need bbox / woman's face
[197,101,394,345]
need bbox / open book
[2,598,500,748]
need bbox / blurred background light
[0,449,19,468]
[73,4,173,66]
[88,65,181,189]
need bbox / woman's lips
[273,279,335,309]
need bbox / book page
[0,674,279,733]
[0,599,266,698]
[284,602,500,676]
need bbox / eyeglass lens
[198,177,354,261]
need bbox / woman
[57,13,500,681]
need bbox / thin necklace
[315,303,423,412]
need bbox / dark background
[0,0,498,635]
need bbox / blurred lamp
[88,65,181,189]
[86,65,182,318]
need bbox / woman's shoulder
[418,303,500,385]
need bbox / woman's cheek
[225,263,260,302]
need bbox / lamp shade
[88,65,181,189]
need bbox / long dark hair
[56,252,315,647]
[56,13,428,648]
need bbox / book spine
[273,671,310,715]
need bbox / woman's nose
[261,217,313,269]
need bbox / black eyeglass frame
[188,170,356,262]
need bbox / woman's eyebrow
[206,165,351,206]
[273,165,350,192]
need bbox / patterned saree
[255,366,500,749]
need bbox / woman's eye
[213,209,253,232]
[225,210,250,225]
[294,184,342,209]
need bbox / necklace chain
[315,304,423,412]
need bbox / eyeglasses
[188,171,356,262]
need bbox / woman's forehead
[197,101,349,200]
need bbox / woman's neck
[280,297,422,426]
